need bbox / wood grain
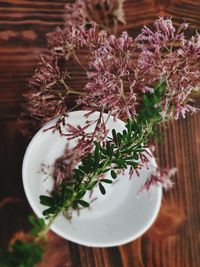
[0,1,200,266]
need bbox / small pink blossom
[53,145,83,185]
[136,17,187,50]
[140,167,177,192]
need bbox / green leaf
[76,190,86,199]
[117,133,122,146]
[99,147,107,156]
[94,142,100,161]
[62,187,73,200]
[43,207,57,216]
[126,119,132,134]
[123,130,127,135]
[0,240,43,267]
[72,201,79,209]
[111,170,117,179]
[39,195,55,206]
[77,199,89,207]
[74,169,85,182]
[139,82,166,123]
[113,158,126,168]
[106,142,112,156]
[101,179,112,184]
[80,158,92,173]
[112,129,118,145]
[28,216,45,237]
[120,141,132,151]
[79,165,87,173]
[99,183,106,195]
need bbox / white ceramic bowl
[22,111,162,247]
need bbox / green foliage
[29,215,46,237]
[99,183,106,194]
[40,117,153,217]
[39,82,166,220]
[40,183,73,217]
[101,179,113,184]
[76,199,90,207]
[0,240,43,267]
[139,82,166,123]
[0,81,167,267]
[111,170,117,179]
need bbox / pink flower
[140,167,177,192]
[136,17,188,50]
[25,54,69,123]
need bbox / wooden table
[0,1,199,266]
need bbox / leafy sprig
[29,216,46,237]
[40,121,148,217]
[39,82,165,218]
[1,82,166,267]
[0,240,43,267]
[0,216,45,267]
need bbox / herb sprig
[0,82,165,267]
[39,82,165,219]
[0,216,45,267]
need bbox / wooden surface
[0,0,200,266]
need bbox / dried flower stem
[60,79,85,95]
[72,50,88,72]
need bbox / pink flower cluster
[26,7,200,124]
[78,18,200,120]
[25,55,69,122]
[78,32,138,119]
[24,1,200,193]
[136,18,200,119]
[47,0,125,55]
